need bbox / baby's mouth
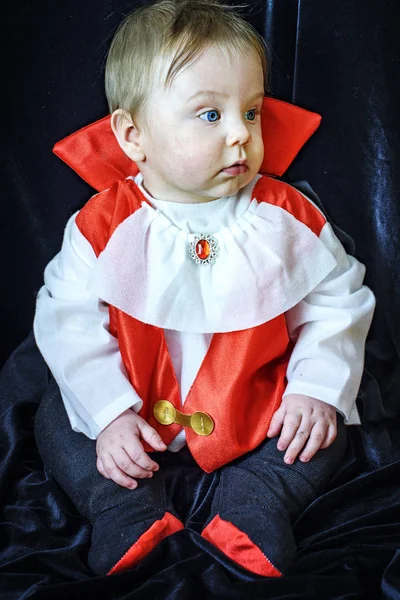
[221,161,249,176]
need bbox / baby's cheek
[173,151,212,182]
[172,135,215,173]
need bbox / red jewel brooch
[189,234,219,265]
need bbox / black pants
[35,378,348,576]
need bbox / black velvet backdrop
[2,1,400,598]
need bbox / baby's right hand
[96,409,167,489]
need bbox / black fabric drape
[2,1,400,598]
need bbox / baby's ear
[110,109,145,163]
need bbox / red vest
[75,175,326,472]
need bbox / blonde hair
[105,0,268,123]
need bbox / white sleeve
[283,222,376,423]
[33,213,143,439]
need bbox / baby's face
[138,46,265,203]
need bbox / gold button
[190,411,214,436]
[153,401,214,436]
[153,400,176,425]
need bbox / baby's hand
[267,394,337,464]
[96,409,167,489]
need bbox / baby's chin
[164,171,257,203]
[212,172,255,198]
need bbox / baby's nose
[226,120,251,146]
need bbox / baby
[33,0,375,578]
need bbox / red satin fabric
[75,175,328,472]
[202,515,282,577]
[253,176,326,236]
[182,318,292,472]
[108,512,184,575]
[53,98,321,193]
[110,310,184,450]
[75,178,150,256]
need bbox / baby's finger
[276,413,302,452]
[114,448,154,479]
[299,422,329,462]
[138,420,167,452]
[320,422,337,449]
[282,418,312,464]
[267,407,285,438]
[96,456,111,479]
[124,438,160,472]
[101,453,138,489]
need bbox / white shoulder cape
[87,177,337,333]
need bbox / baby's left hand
[267,394,337,464]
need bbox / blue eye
[199,109,220,123]
[245,109,257,121]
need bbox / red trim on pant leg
[202,515,282,577]
[108,512,184,575]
